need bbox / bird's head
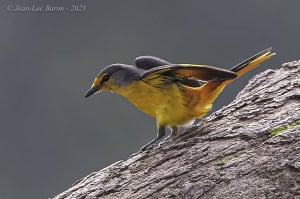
[84,63,142,98]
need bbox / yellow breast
[115,81,194,126]
[113,79,223,127]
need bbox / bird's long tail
[199,48,275,104]
[226,47,275,84]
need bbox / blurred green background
[1,0,299,198]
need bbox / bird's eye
[100,74,110,83]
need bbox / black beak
[84,86,99,98]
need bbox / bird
[85,48,275,151]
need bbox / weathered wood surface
[53,61,300,199]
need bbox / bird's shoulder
[135,56,171,70]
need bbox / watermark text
[6,4,86,13]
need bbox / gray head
[85,64,143,98]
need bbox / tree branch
[53,61,300,199]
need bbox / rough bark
[53,61,300,199]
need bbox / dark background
[1,0,299,198]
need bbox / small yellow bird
[85,48,275,151]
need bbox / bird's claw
[140,143,158,152]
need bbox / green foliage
[270,120,300,136]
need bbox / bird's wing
[135,56,171,70]
[140,64,237,85]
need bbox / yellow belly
[115,81,195,126]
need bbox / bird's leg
[170,126,179,137]
[162,126,179,142]
[140,126,166,151]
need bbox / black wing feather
[135,56,171,70]
[141,64,237,83]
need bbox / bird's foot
[158,133,176,147]
[163,134,176,141]
[139,126,166,152]
[140,142,159,152]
